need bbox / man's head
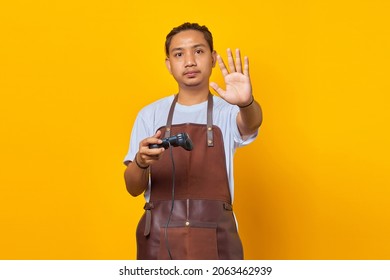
[164,23,217,90]
[165,22,213,57]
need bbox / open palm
[210,48,253,107]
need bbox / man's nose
[185,53,196,67]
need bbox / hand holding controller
[149,132,193,151]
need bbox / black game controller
[149,132,193,151]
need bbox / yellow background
[1,0,389,259]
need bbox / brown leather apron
[136,94,243,260]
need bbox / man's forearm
[237,98,263,137]
[124,161,149,197]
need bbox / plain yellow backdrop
[1,0,389,259]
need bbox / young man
[124,22,262,260]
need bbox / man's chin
[181,80,205,88]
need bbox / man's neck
[177,87,210,106]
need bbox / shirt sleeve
[123,112,153,165]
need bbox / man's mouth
[184,71,200,77]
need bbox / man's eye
[195,49,203,54]
[174,53,182,57]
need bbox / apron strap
[165,95,178,138]
[206,94,214,147]
[143,202,154,236]
[165,93,214,147]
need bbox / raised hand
[210,48,253,107]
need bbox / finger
[235,48,242,73]
[244,56,250,77]
[153,130,162,140]
[216,54,229,77]
[140,140,164,156]
[227,48,236,72]
[209,82,226,98]
[143,145,165,156]
[139,131,162,149]
[138,147,165,165]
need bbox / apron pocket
[158,222,218,260]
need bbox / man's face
[165,30,216,89]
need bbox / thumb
[210,82,225,97]
[154,130,162,138]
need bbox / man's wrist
[134,153,149,169]
[238,95,254,109]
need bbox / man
[124,22,262,260]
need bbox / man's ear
[212,50,217,67]
[165,57,172,74]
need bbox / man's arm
[210,48,262,137]
[237,98,262,138]
[124,130,165,196]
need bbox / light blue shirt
[124,94,258,202]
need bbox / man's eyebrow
[170,44,207,53]
[192,44,207,49]
[171,47,184,52]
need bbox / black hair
[165,22,213,57]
